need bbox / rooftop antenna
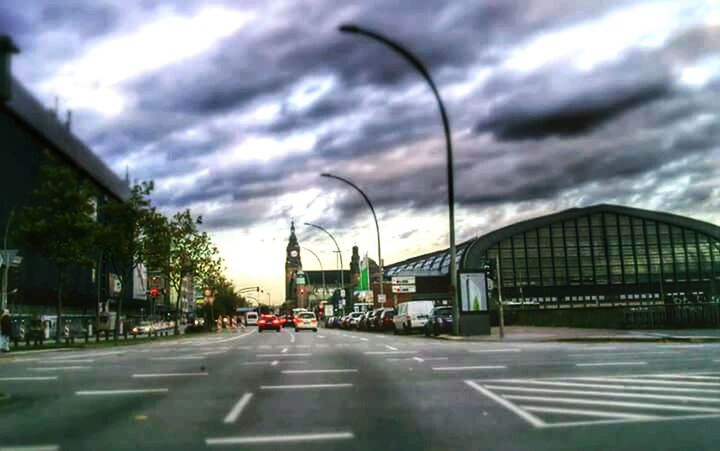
[65,109,72,131]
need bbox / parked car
[332,316,345,328]
[374,308,394,331]
[424,306,453,336]
[357,311,372,331]
[131,321,154,336]
[295,312,318,332]
[347,312,365,329]
[368,308,385,331]
[393,300,435,334]
[258,315,281,332]
[324,316,335,328]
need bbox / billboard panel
[460,273,488,312]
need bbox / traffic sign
[377,294,386,304]
[392,276,415,285]
[392,285,416,293]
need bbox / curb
[430,334,720,344]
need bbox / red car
[258,315,281,332]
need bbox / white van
[245,312,258,326]
[393,300,435,334]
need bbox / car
[346,312,365,329]
[331,316,344,328]
[245,312,258,326]
[357,311,372,330]
[131,321,154,336]
[324,316,335,328]
[258,315,281,332]
[393,300,435,334]
[424,306,453,336]
[374,308,395,331]
[294,312,318,332]
[282,314,294,328]
[368,308,385,331]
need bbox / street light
[304,222,344,309]
[321,173,383,306]
[302,246,327,302]
[338,24,459,335]
[2,209,14,311]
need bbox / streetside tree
[15,151,98,342]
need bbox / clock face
[290,250,298,257]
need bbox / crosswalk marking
[466,372,720,429]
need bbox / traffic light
[150,287,160,298]
[483,260,496,280]
[300,287,305,296]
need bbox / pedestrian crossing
[466,372,720,429]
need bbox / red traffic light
[300,287,305,295]
[150,287,160,298]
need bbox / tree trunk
[95,251,102,340]
[114,273,125,340]
[174,281,181,335]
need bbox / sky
[3,0,720,304]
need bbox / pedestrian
[0,309,11,352]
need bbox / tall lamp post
[321,173,383,306]
[302,246,327,302]
[338,24,459,335]
[304,222,344,310]
[2,209,15,311]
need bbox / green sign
[358,254,370,291]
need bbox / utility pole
[496,254,505,340]
[2,209,14,311]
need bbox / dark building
[0,36,132,316]
[385,204,720,332]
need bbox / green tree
[15,152,98,342]
[97,181,154,338]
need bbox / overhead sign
[392,276,416,286]
[0,249,18,267]
[377,294,386,304]
[392,285,416,293]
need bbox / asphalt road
[2,327,720,450]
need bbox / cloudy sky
[3,0,720,302]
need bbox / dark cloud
[40,2,118,37]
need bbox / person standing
[0,309,11,352]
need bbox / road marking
[360,337,369,341]
[29,366,90,371]
[76,389,168,396]
[211,330,256,344]
[423,357,449,361]
[583,346,618,351]
[296,345,311,349]
[575,377,720,387]
[271,360,279,366]
[483,384,720,404]
[281,369,358,374]
[0,377,58,381]
[494,379,720,394]
[223,393,253,424]
[504,394,720,413]
[465,380,544,428]
[576,361,647,367]
[364,351,416,355]
[150,356,204,361]
[257,353,311,357]
[290,333,296,343]
[206,432,354,446]
[260,383,353,390]
[281,347,288,353]
[433,366,507,371]
[385,345,398,351]
[522,405,659,421]
[39,359,94,364]
[569,352,674,358]
[132,373,208,378]
[468,348,521,353]
[412,356,425,363]
[0,446,60,451]
[317,335,326,339]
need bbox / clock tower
[285,221,302,303]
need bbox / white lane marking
[504,395,720,413]
[150,356,204,361]
[465,380,544,428]
[243,361,271,365]
[29,366,90,371]
[281,369,358,374]
[575,377,720,387]
[260,383,353,390]
[576,361,647,367]
[223,393,253,424]
[468,348,521,353]
[0,446,60,451]
[423,357,449,361]
[433,366,507,371]
[493,379,720,394]
[360,337,369,341]
[385,345,398,351]
[412,356,425,363]
[281,347,288,353]
[211,330,256,344]
[132,373,208,378]
[76,389,168,396]
[583,346,618,351]
[483,384,720,404]
[206,432,354,446]
[50,351,124,359]
[647,374,720,381]
[0,377,58,381]
[522,405,659,421]
[364,351,415,355]
[271,360,279,366]
[39,359,94,364]
[569,352,674,358]
[257,353,311,357]
[341,334,349,338]
[290,333,296,343]
[666,344,705,349]
[317,335,326,339]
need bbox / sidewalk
[435,326,720,343]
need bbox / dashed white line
[468,348,521,353]
[317,335,326,339]
[364,351,416,355]
[76,388,168,396]
[433,365,507,371]
[132,373,208,378]
[28,366,91,371]
[412,356,425,363]
[281,369,358,374]
[271,360,279,366]
[0,446,60,451]
[260,383,353,390]
[39,359,95,364]
[385,345,398,351]
[150,356,205,361]
[257,353,311,357]
[575,361,647,367]
[206,432,354,446]
[223,393,253,424]
[0,377,58,381]
[290,333,296,343]
[360,337,369,341]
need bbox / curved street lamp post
[304,223,345,311]
[338,24,459,335]
[302,246,327,302]
[321,173,384,307]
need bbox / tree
[97,181,154,338]
[15,152,98,342]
